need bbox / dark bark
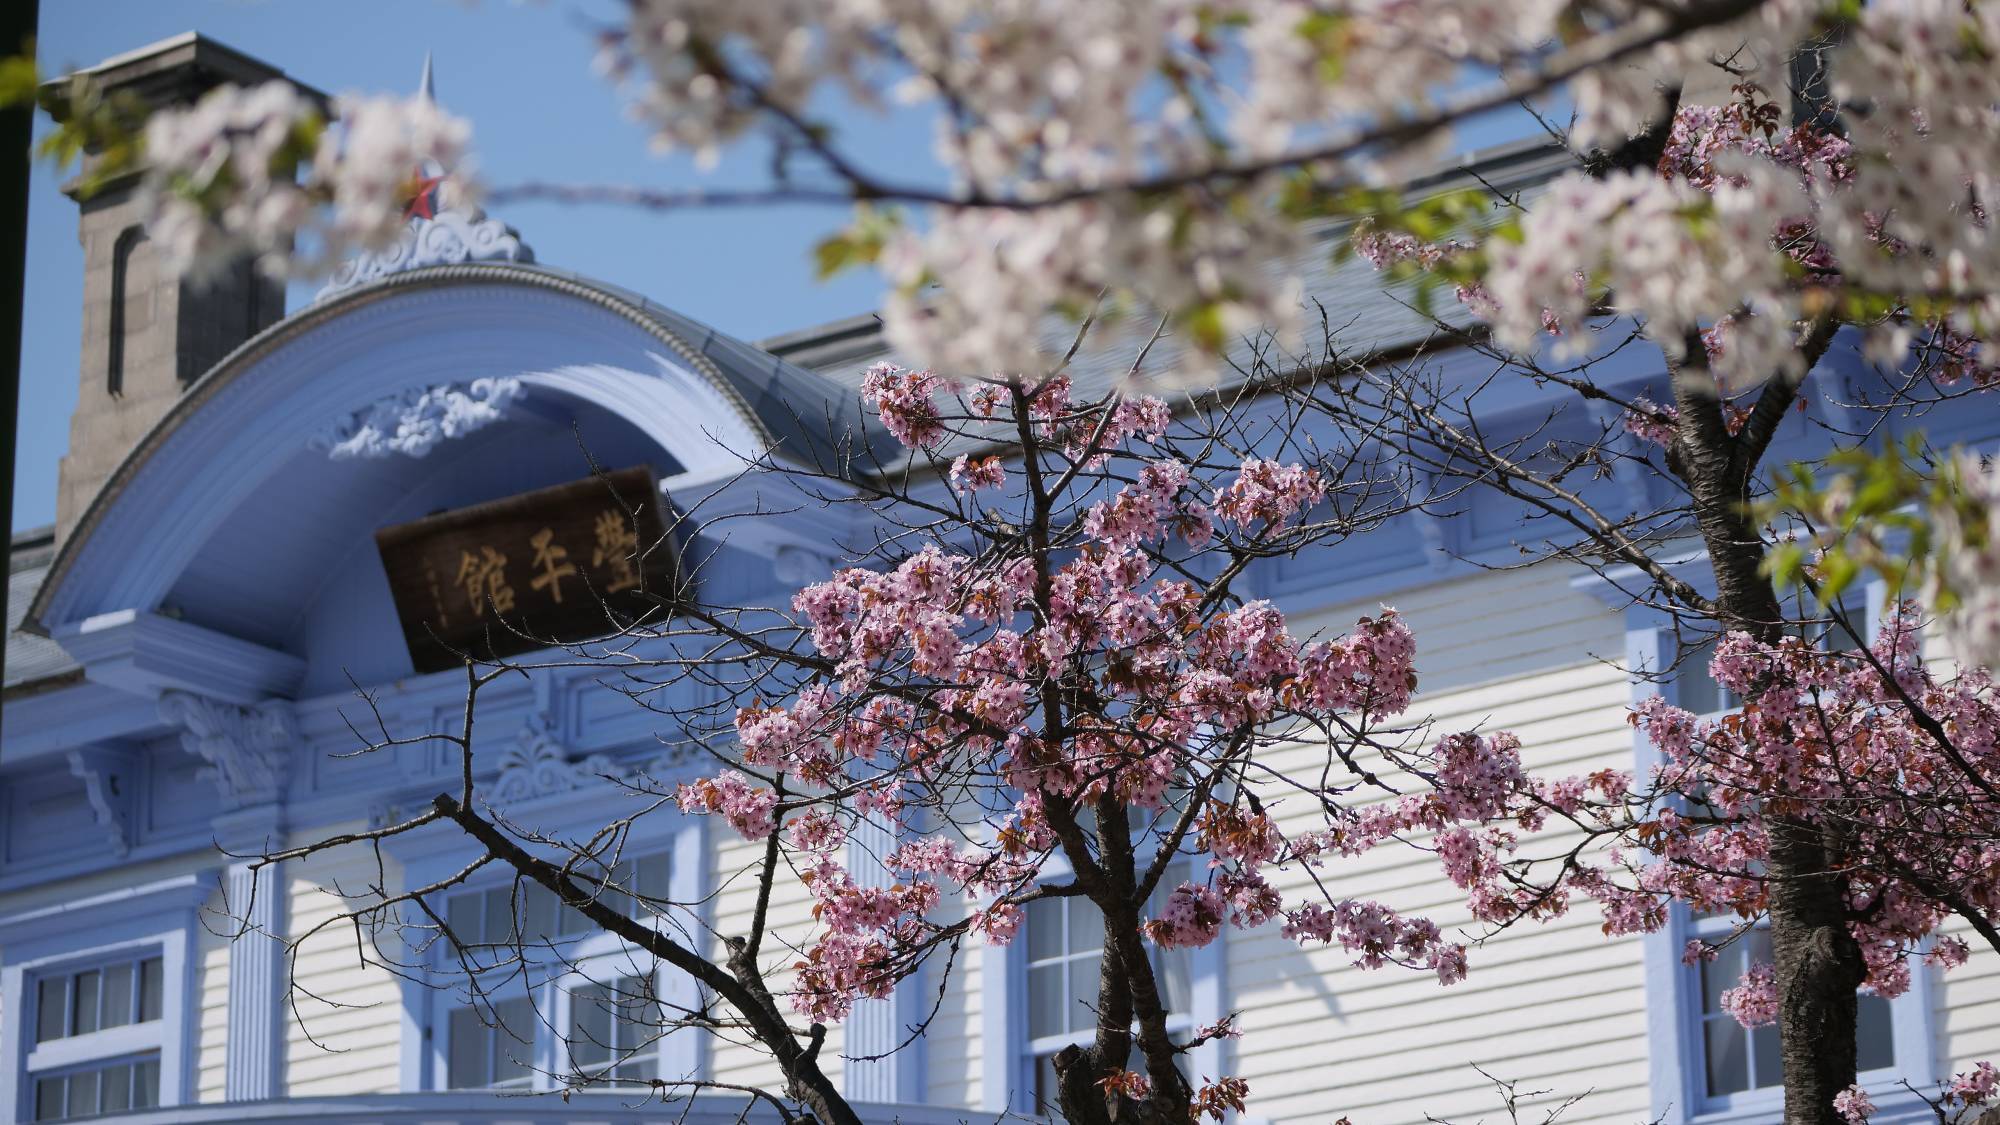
[434,794,863,1125]
[1669,325,1862,1125]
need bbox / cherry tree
[1288,61,2000,1125]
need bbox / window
[1020,862,1195,1114]
[35,955,164,1045]
[568,974,663,1087]
[19,949,175,1122]
[420,844,697,1094]
[443,852,673,964]
[2,876,205,1122]
[446,998,535,1091]
[31,1058,160,1121]
[106,227,147,399]
[441,968,671,1093]
[1691,924,1895,1100]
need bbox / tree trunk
[1673,370,1862,1125]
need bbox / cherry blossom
[948,454,1005,494]
[1834,1084,1876,1125]
[138,84,470,277]
[1720,962,1779,1028]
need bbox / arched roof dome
[27,260,889,688]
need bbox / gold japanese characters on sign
[375,467,679,672]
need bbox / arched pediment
[29,264,872,693]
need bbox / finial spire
[417,51,435,104]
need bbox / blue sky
[15,0,928,531]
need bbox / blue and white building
[4,31,1999,1125]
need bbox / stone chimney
[42,34,328,541]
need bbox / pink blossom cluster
[790,860,945,1021]
[949,454,1006,494]
[1211,459,1326,530]
[1947,1062,2000,1108]
[1145,883,1224,949]
[1083,460,1210,548]
[1621,396,1680,447]
[1281,899,1467,984]
[1719,962,1778,1028]
[785,809,847,854]
[1834,1085,1876,1125]
[675,771,777,839]
[859,364,951,449]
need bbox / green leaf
[0,53,37,108]
[1184,301,1227,353]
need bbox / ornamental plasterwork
[489,712,618,804]
[314,209,534,302]
[310,376,524,460]
[157,692,297,808]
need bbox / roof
[515,264,899,468]
[6,527,79,693]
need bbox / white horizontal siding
[705,827,846,1095]
[923,928,981,1109]
[195,881,230,1101]
[282,825,404,1096]
[1232,563,1648,1125]
[1935,918,2000,1082]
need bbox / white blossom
[137,83,470,278]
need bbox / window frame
[982,841,1225,1116]
[388,788,707,1097]
[0,872,210,1123]
[1612,577,1940,1125]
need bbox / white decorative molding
[315,209,533,302]
[489,712,615,804]
[158,692,296,807]
[66,746,138,857]
[309,376,524,460]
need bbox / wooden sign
[375,466,679,673]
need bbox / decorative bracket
[66,745,139,858]
[158,692,297,808]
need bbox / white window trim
[386,786,707,1096]
[432,929,693,1093]
[0,872,213,1122]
